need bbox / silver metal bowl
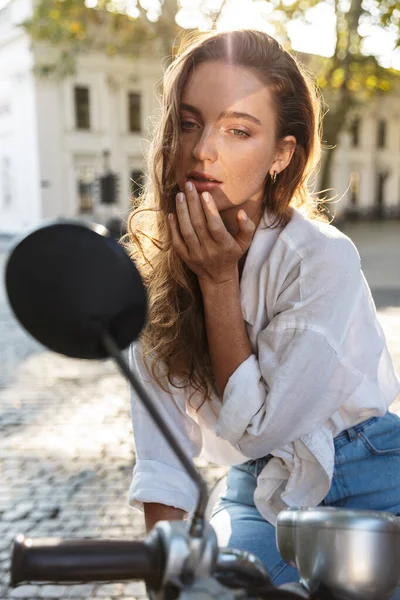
[276,507,400,599]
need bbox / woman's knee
[210,501,298,585]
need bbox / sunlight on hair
[226,30,234,64]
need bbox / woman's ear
[269,135,297,176]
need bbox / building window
[377,119,386,149]
[350,118,360,147]
[375,170,389,217]
[130,170,145,198]
[128,93,141,133]
[77,167,96,213]
[74,86,90,130]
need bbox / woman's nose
[192,129,218,162]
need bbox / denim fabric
[210,411,400,598]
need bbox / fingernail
[240,210,248,220]
[186,181,193,192]
[202,192,210,203]
[177,192,185,203]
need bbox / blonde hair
[123,29,326,407]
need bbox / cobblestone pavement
[1,221,399,599]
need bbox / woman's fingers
[233,209,257,254]
[175,191,200,247]
[200,192,227,244]
[180,182,211,244]
[168,212,189,260]
[168,185,252,280]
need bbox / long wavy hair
[123,28,326,407]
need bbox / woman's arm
[199,271,252,398]
[202,236,372,457]
[128,342,203,521]
[144,503,185,534]
[168,184,255,400]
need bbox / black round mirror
[5,220,147,359]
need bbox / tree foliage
[22,0,188,77]
[21,0,231,77]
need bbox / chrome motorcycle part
[153,520,218,590]
[277,506,400,600]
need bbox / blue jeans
[210,411,400,597]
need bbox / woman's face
[177,60,295,229]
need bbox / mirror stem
[101,330,208,537]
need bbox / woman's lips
[187,178,222,194]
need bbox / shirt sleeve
[215,235,365,458]
[128,341,202,515]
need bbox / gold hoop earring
[271,171,277,183]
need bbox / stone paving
[0,220,399,600]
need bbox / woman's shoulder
[129,340,193,391]
[279,208,361,270]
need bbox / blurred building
[332,94,400,220]
[0,0,399,234]
[0,0,163,235]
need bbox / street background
[0,219,399,600]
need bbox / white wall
[0,0,42,233]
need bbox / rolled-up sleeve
[215,236,365,458]
[128,341,202,515]
[214,354,267,442]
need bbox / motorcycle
[5,220,400,600]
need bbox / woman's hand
[168,181,256,285]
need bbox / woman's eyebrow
[180,103,262,126]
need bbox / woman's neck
[220,203,264,237]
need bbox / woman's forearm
[199,272,252,398]
[143,502,185,534]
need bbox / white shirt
[127,207,400,525]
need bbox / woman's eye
[231,129,250,138]
[181,120,197,130]
[180,121,249,138]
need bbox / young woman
[124,28,400,589]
